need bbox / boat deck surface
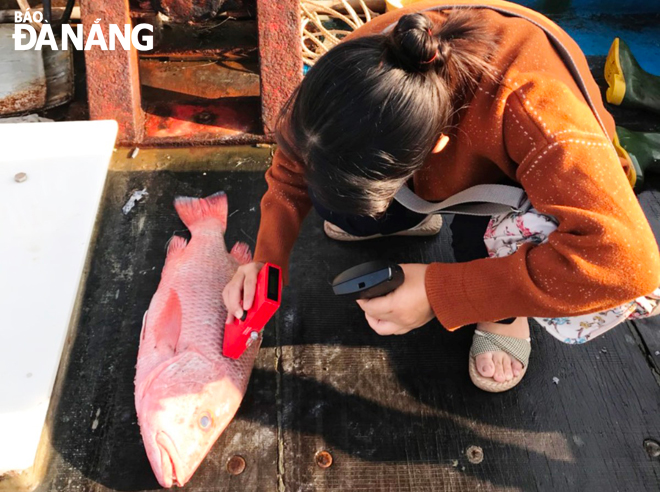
[31,36,660,492]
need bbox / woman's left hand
[356,263,435,336]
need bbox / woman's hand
[356,263,434,335]
[223,262,265,324]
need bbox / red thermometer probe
[223,263,282,359]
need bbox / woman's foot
[474,317,530,383]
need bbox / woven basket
[301,0,380,67]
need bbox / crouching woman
[223,1,660,392]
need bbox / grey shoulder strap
[388,4,608,217]
[395,183,531,216]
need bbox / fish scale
[134,192,260,488]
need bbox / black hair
[277,9,498,217]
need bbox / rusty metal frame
[80,0,303,146]
[256,0,302,135]
[80,0,144,145]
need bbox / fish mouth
[156,431,184,488]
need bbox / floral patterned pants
[483,207,660,344]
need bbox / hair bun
[387,13,439,72]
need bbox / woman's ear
[431,134,449,154]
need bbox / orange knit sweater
[254,0,660,331]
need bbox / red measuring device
[223,263,282,359]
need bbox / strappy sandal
[469,322,531,393]
[323,215,443,242]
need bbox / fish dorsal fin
[230,242,253,265]
[167,235,188,257]
[174,192,228,232]
[151,289,182,352]
[164,235,188,268]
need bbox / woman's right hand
[223,262,265,324]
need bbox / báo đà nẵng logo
[12,10,153,51]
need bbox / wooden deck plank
[630,186,660,376]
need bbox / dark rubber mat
[33,164,660,492]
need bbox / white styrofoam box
[0,120,118,475]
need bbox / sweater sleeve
[425,75,660,331]
[253,147,312,283]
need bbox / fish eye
[199,412,212,430]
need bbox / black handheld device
[332,261,405,300]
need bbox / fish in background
[134,192,260,488]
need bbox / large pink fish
[134,192,260,488]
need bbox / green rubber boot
[616,126,660,191]
[605,38,660,115]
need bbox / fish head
[138,352,239,488]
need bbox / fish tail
[174,191,228,231]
